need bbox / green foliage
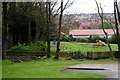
[89,35,101,42]
[61,35,74,42]
[35,41,46,51]
[80,38,89,42]
[71,51,84,59]
[7,3,57,45]
[88,35,106,43]
[99,22,115,29]
[10,43,31,51]
[10,41,47,51]
[109,34,120,43]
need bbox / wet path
[63,63,119,78]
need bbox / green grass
[2,58,115,78]
[51,42,118,54]
[2,42,118,78]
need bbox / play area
[51,41,118,53]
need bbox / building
[79,21,99,29]
[69,29,116,38]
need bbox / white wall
[72,35,112,38]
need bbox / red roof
[69,29,115,35]
[80,22,98,28]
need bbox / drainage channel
[62,68,118,78]
[66,68,106,70]
[61,67,106,72]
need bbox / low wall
[6,50,119,61]
[6,51,73,57]
[6,51,73,61]
[6,50,47,62]
[6,50,46,56]
[58,52,73,57]
[87,51,119,59]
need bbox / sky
[63,0,120,14]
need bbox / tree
[99,22,115,29]
[54,0,64,59]
[34,2,46,42]
[95,0,114,59]
[2,2,8,59]
[46,1,51,58]
[25,3,35,43]
[54,0,74,59]
[114,0,120,52]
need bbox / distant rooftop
[80,21,98,28]
[69,29,116,35]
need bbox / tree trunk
[35,31,40,42]
[2,2,7,60]
[54,0,63,59]
[95,1,114,59]
[105,32,114,59]
[35,20,40,42]
[46,2,51,58]
[28,19,31,43]
[100,4,114,59]
[101,18,114,59]
[13,33,19,46]
[114,1,120,52]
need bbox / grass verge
[2,58,118,78]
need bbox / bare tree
[114,0,120,52]
[54,0,63,59]
[104,18,115,34]
[54,0,74,59]
[95,0,114,59]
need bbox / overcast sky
[63,0,120,14]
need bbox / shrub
[80,38,89,43]
[88,35,106,43]
[10,43,31,51]
[36,41,46,51]
[61,35,73,42]
[10,41,47,51]
[72,51,84,59]
[110,34,120,43]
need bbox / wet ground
[63,63,119,79]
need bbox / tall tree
[54,0,63,59]
[33,2,47,42]
[95,0,114,59]
[46,1,51,58]
[114,0,120,52]
[54,0,74,59]
[2,2,8,59]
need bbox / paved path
[63,63,119,78]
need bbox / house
[79,21,99,29]
[69,29,117,38]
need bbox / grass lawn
[2,42,118,79]
[3,58,118,78]
[51,42,118,54]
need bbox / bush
[80,38,89,43]
[72,51,84,59]
[10,43,31,51]
[10,41,47,51]
[110,34,120,43]
[61,35,74,42]
[88,35,106,43]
